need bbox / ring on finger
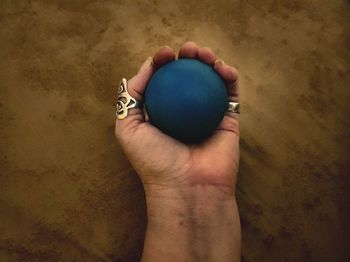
[116,78,143,119]
[227,102,240,114]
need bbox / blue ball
[145,58,227,143]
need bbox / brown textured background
[1,0,349,261]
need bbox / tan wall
[0,0,349,261]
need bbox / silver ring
[116,78,143,119]
[227,102,240,114]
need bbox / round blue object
[145,58,227,143]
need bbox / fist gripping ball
[145,58,227,143]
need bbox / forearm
[142,185,241,262]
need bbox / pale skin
[115,41,241,262]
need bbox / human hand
[115,42,241,261]
[115,42,239,196]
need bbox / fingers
[116,57,153,132]
[178,42,239,99]
[121,46,176,105]
[117,42,240,137]
[132,46,175,100]
[192,46,240,135]
[214,59,239,101]
[197,47,217,65]
[213,59,238,84]
[179,41,198,58]
[128,56,154,101]
[179,42,217,65]
[116,47,176,133]
[153,46,176,68]
[215,61,240,134]
[214,59,240,129]
[178,42,240,117]
[217,115,240,135]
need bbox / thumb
[128,56,154,101]
[115,46,176,135]
[115,57,154,133]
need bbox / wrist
[142,168,237,200]
[144,184,236,223]
[142,184,241,262]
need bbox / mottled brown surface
[0,0,349,261]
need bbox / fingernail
[139,56,153,73]
[146,56,153,66]
[215,59,224,66]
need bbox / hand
[115,42,240,196]
[115,42,241,261]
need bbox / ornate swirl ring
[116,78,143,119]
